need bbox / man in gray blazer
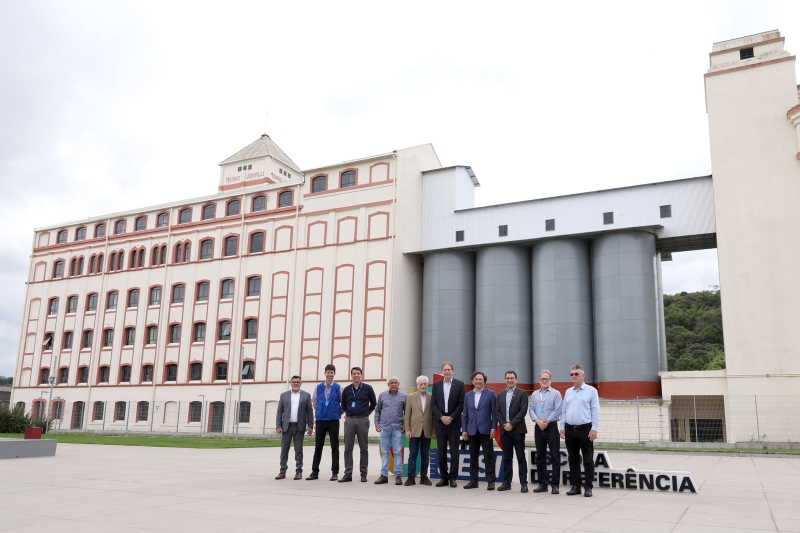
[496,370,529,492]
[276,375,314,480]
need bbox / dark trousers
[468,432,496,483]
[500,432,527,485]
[311,419,339,474]
[408,431,431,478]
[434,420,461,480]
[565,423,594,489]
[279,423,304,473]
[343,416,370,475]
[534,424,560,486]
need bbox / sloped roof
[219,134,301,172]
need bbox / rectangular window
[545,219,555,232]
[248,277,261,296]
[740,47,754,60]
[59,367,69,384]
[216,363,228,380]
[603,212,614,225]
[455,230,464,242]
[170,325,181,344]
[83,330,93,348]
[115,402,126,421]
[225,236,238,257]
[201,240,213,259]
[103,329,114,347]
[125,328,135,346]
[194,323,206,342]
[138,402,149,422]
[107,292,118,310]
[49,298,58,315]
[166,364,177,382]
[221,280,234,299]
[68,296,78,313]
[150,287,161,305]
[79,367,89,383]
[190,402,202,422]
[219,321,231,341]
[143,365,154,382]
[498,225,508,237]
[146,326,157,345]
[172,284,185,303]
[128,289,139,307]
[94,402,105,421]
[242,361,255,380]
[250,232,264,253]
[660,205,672,218]
[54,261,64,278]
[245,319,257,339]
[190,363,202,381]
[121,366,131,382]
[197,282,209,302]
[99,367,109,383]
[87,294,98,311]
[239,402,251,423]
[64,332,73,349]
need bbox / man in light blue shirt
[559,364,600,497]
[374,376,407,485]
[529,369,562,494]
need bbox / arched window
[189,401,202,422]
[190,363,202,381]
[174,243,182,263]
[128,289,139,307]
[242,361,255,380]
[247,276,261,296]
[179,208,191,224]
[278,190,293,208]
[312,176,327,193]
[239,401,251,423]
[103,328,114,347]
[86,294,98,312]
[78,367,89,383]
[57,230,67,244]
[130,250,137,269]
[49,297,59,315]
[160,246,166,265]
[117,251,124,271]
[59,367,69,384]
[152,246,159,266]
[70,258,77,276]
[202,204,215,220]
[196,282,209,302]
[142,365,154,382]
[53,261,64,279]
[39,368,50,385]
[183,242,191,263]
[200,239,213,259]
[98,366,110,383]
[215,362,228,380]
[109,253,116,272]
[169,324,181,344]
[67,296,78,313]
[114,220,126,235]
[95,223,105,238]
[137,401,149,422]
[224,236,238,257]
[83,330,93,348]
[75,227,86,241]
[90,255,96,274]
[221,279,234,299]
[226,200,240,216]
[93,401,105,421]
[244,319,258,339]
[341,170,356,188]
[107,291,118,310]
[249,232,264,253]
[252,195,266,212]
[124,327,135,345]
[194,322,206,342]
[157,213,168,227]
[165,364,178,382]
[172,284,185,303]
[78,257,84,275]
[146,326,157,344]
[218,320,231,341]
[138,249,145,268]
[120,365,132,382]
[96,254,104,272]
[135,216,146,231]
[149,286,161,305]
[114,401,127,421]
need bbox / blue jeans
[380,428,403,477]
[408,433,431,478]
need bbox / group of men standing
[274,361,601,497]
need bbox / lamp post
[46,354,58,433]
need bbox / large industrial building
[10,30,800,442]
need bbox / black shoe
[463,481,479,489]
[306,473,319,480]
[404,477,416,486]
[361,474,368,482]
[551,485,559,494]
[521,484,528,493]
[339,474,353,483]
[330,474,338,481]
[420,476,432,486]
[497,483,511,491]
[436,479,449,487]
[584,488,592,497]
[566,486,581,496]
[487,482,495,491]
[533,484,548,493]
[449,479,457,488]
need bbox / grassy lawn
[0,433,297,449]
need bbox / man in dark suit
[431,361,465,487]
[461,371,497,490]
[496,370,529,492]
[275,375,314,479]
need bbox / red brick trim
[787,104,800,117]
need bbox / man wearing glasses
[529,369,562,494]
[560,364,600,497]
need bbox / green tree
[664,290,725,371]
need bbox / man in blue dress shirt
[461,371,497,490]
[529,369,563,494]
[559,364,600,497]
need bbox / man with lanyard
[339,366,377,483]
[529,369,563,494]
[374,376,407,485]
[307,364,342,481]
[495,370,529,492]
[560,364,600,497]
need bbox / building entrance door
[209,402,224,433]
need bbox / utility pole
[235,347,244,441]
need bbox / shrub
[0,404,32,433]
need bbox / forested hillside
[665,289,725,371]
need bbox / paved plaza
[0,443,798,533]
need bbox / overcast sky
[1,1,798,377]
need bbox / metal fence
[39,395,800,445]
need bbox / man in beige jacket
[403,375,435,486]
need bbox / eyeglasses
[570,372,581,376]
[539,378,551,381]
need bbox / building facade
[10,30,800,441]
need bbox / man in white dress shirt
[276,375,314,480]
